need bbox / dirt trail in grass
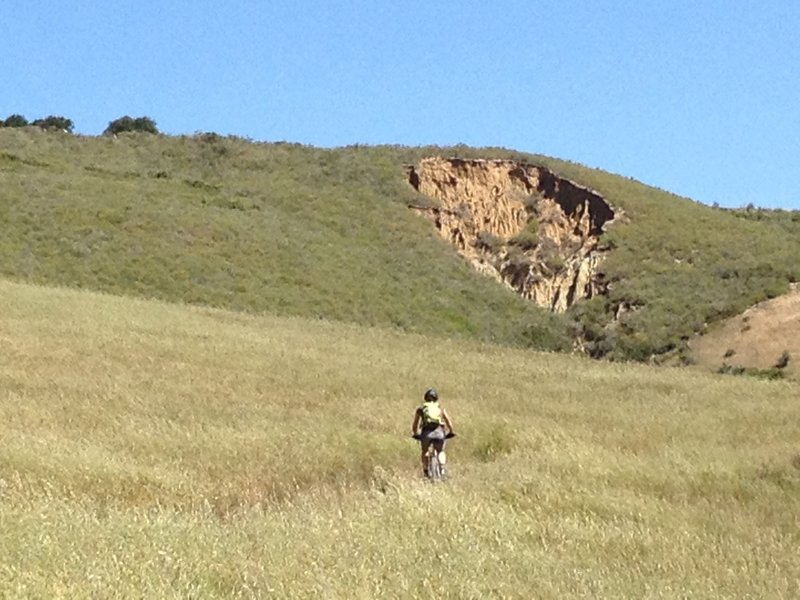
[690,283,800,377]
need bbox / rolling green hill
[0,128,570,351]
[2,279,799,597]
[2,127,799,362]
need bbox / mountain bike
[412,432,456,482]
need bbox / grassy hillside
[2,127,800,362]
[2,279,799,598]
[0,127,571,352]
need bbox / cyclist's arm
[441,408,454,433]
[411,408,421,435]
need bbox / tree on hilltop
[104,115,159,135]
[3,114,29,127]
[32,115,74,132]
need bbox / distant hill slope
[1,127,799,361]
[689,283,800,378]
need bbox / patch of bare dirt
[689,283,800,378]
[407,158,618,313]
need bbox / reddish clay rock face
[407,157,618,312]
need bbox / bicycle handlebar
[411,432,456,440]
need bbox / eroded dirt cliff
[407,157,617,312]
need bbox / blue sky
[3,1,799,209]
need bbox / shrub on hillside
[474,231,503,252]
[104,115,159,136]
[3,114,28,127]
[509,229,539,251]
[774,350,791,370]
[32,115,74,132]
[522,195,542,214]
[509,217,540,251]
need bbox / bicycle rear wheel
[428,452,442,481]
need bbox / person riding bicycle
[411,388,455,478]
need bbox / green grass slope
[2,279,799,598]
[2,127,799,362]
[0,128,569,351]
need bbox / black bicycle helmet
[424,388,439,402]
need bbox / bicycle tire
[428,452,442,482]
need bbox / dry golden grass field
[2,278,800,598]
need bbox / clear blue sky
[3,1,799,209]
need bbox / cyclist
[411,388,455,477]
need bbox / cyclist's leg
[419,438,432,477]
[430,426,447,465]
[432,438,446,478]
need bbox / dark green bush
[32,116,74,132]
[3,114,28,127]
[104,116,159,136]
